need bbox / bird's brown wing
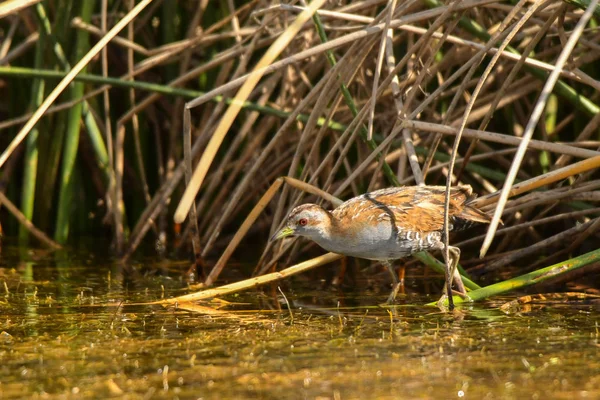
[332,186,472,234]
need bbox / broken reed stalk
[156,252,343,304]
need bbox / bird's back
[326,185,491,260]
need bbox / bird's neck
[307,214,349,252]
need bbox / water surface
[0,245,598,399]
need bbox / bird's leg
[383,260,401,303]
[437,246,461,311]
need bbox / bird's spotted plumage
[332,185,489,235]
[273,185,491,261]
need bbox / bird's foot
[437,291,470,311]
[436,294,450,311]
[437,293,460,311]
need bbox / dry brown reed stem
[113,123,127,252]
[474,155,600,209]
[456,207,600,248]
[71,17,150,55]
[0,192,60,249]
[0,0,42,18]
[367,0,396,141]
[168,1,211,255]
[157,253,343,305]
[403,120,600,159]
[555,111,600,168]
[197,56,346,258]
[174,0,328,225]
[111,2,265,253]
[457,4,569,180]
[565,217,600,253]
[193,78,279,244]
[275,50,358,248]
[494,210,539,255]
[181,2,262,262]
[383,0,459,187]
[282,4,600,91]
[184,0,499,113]
[0,32,39,66]
[481,218,598,274]
[480,0,599,257]
[0,0,154,170]
[503,192,600,217]
[501,180,600,210]
[570,192,600,202]
[310,10,471,198]
[0,15,18,58]
[205,176,342,286]
[101,0,116,233]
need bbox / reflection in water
[0,244,599,399]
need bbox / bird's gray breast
[313,222,439,261]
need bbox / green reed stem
[0,66,345,131]
[19,29,46,243]
[54,0,96,243]
[39,113,66,232]
[541,94,558,173]
[430,247,600,306]
[414,251,481,291]
[35,2,110,180]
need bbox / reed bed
[1,0,599,303]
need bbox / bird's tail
[452,203,493,231]
[460,204,492,224]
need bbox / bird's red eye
[299,218,308,226]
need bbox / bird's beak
[270,226,295,242]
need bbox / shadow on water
[0,242,599,399]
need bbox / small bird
[271,185,492,309]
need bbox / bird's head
[270,204,332,242]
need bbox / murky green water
[0,244,598,399]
